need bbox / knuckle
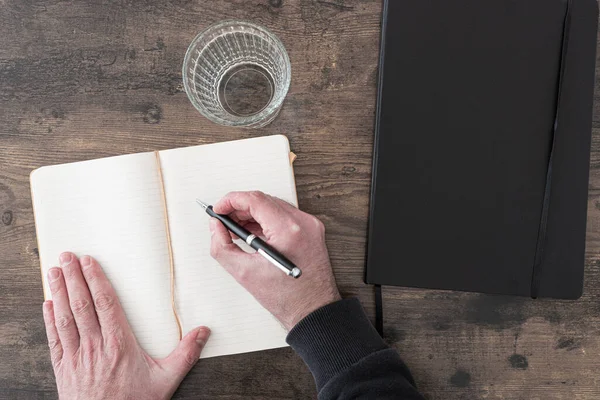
[50,355,62,369]
[94,293,115,313]
[184,350,198,367]
[49,280,63,295]
[48,339,61,351]
[70,298,91,315]
[83,266,99,283]
[44,322,56,333]
[248,190,265,201]
[55,315,74,331]
[62,264,78,279]
[105,331,126,353]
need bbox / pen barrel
[250,237,298,273]
[204,205,301,278]
[206,206,251,241]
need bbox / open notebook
[30,135,297,359]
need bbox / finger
[238,222,263,238]
[47,267,80,354]
[213,191,292,238]
[43,300,63,368]
[225,214,250,238]
[228,220,264,241]
[209,218,262,278]
[79,255,131,339]
[229,210,254,222]
[59,252,101,339]
[226,212,255,228]
[160,327,211,383]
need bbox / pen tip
[196,199,208,209]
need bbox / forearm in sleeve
[286,298,425,400]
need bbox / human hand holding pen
[198,199,302,278]
[209,191,341,331]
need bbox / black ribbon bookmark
[530,0,573,299]
[375,284,383,336]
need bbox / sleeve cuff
[286,298,388,390]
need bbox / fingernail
[196,327,210,346]
[209,219,217,231]
[80,256,91,268]
[59,252,73,267]
[48,268,60,281]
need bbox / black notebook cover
[366,0,598,299]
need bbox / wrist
[285,289,341,331]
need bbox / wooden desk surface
[1,1,599,399]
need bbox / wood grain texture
[0,1,598,399]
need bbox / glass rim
[182,20,292,127]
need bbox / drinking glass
[183,21,291,128]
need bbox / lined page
[159,135,297,358]
[31,152,179,358]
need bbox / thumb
[160,327,211,380]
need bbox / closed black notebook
[366,0,598,299]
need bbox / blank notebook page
[159,135,297,358]
[31,153,180,358]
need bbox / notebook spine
[364,0,390,284]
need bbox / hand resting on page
[42,253,210,400]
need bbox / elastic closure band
[530,0,573,298]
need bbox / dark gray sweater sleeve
[286,298,425,400]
